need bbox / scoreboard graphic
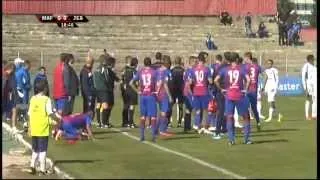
[36,15,89,28]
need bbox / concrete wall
[3,15,316,78]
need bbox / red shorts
[208,99,218,113]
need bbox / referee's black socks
[102,109,109,126]
[105,109,112,125]
[128,109,134,125]
[122,107,129,126]
[184,112,191,131]
[96,108,101,127]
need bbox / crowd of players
[123,51,285,144]
[2,50,317,175]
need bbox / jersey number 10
[195,70,204,83]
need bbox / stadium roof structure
[3,0,276,16]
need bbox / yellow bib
[29,95,51,136]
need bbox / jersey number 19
[228,70,239,87]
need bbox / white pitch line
[2,122,74,179]
[112,128,246,179]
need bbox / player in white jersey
[257,83,265,119]
[301,55,316,120]
[262,59,283,122]
[309,64,317,119]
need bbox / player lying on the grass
[28,79,62,175]
[53,111,95,141]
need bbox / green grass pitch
[19,95,316,178]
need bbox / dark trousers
[121,87,129,126]
[66,96,75,115]
[279,29,287,46]
[83,96,95,115]
[216,92,226,134]
[221,16,232,25]
[167,102,184,125]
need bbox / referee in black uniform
[93,55,110,128]
[168,56,185,128]
[105,56,120,128]
[93,54,119,128]
[121,56,139,128]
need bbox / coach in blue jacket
[15,58,31,105]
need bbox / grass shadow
[161,136,200,141]
[94,137,111,140]
[174,131,197,135]
[260,128,299,133]
[237,133,279,137]
[253,139,289,144]
[93,131,121,135]
[53,159,103,166]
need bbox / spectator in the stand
[206,34,218,50]
[257,22,269,38]
[34,66,49,96]
[278,20,288,46]
[245,12,253,37]
[220,10,233,26]
[287,22,302,46]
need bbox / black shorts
[125,89,138,105]
[96,91,108,103]
[96,91,114,106]
[171,90,184,104]
[106,92,114,106]
[32,136,49,152]
[8,92,18,107]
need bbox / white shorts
[257,90,262,100]
[265,89,277,102]
[306,84,314,96]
